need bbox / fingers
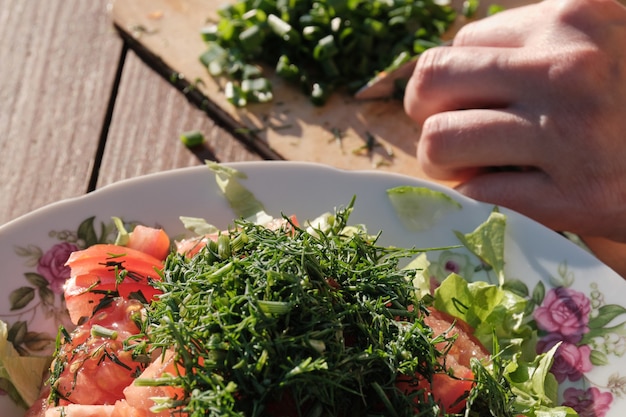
[452,2,540,47]
[417,108,541,180]
[453,170,576,233]
[404,46,519,125]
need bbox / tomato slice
[423,308,489,368]
[126,225,171,261]
[64,244,164,324]
[52,299,147,407]
[397,308,489,414]
[66,244,164,284]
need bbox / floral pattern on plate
[1,216,120,355]
[431,252,626,417]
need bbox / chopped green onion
[179,130,205,148]
[90,324,118,340]
[198,0,456,106]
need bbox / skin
[404,0,626,275]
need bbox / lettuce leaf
[206,161,274,225]
[433,273,532,357]
[0,320,50,409]
[387,186,462,231]
[454,209,507,285]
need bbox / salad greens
[199,0,456,106]
[3,162,580,417]
[145,201,448,416]
[131,163,577,416]
[0,320,50,409]
[387,186,462,232]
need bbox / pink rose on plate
[37,242,78,294]
[534,286,591,341]
[537,334,592,383]
[563,387,613,417]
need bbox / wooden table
[0,0,264,228]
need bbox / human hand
[404,0,626,245]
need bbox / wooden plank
[110,0,534,179]
[0,0,123,225]
[96,48,263,188]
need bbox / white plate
[1,161,624,417]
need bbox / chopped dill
[139,204,494,417]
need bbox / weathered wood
[0,0,123,225]
[110,0,426,175]
[97,48,262,188]
[110,0,535,179]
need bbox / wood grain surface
[0,0,121,226]
[109,0,434,176]
[110,0,536,179]
[0,0,256,227]
[97,48,262,188]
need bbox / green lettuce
[206,161,274,225]
[387,186,462,231]
[0,320,50,409]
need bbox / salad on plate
[1,162,623,417]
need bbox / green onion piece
[200,24,219,42]
[488,4,505,15]
[242,8,268,24]
[217,234,231,259]
[112,216,130,246]
[310,82,331,106]
[302,25,322,41]
[225,82,247,107]
[91,324,118,340]
[179,130,205,148]
[242,64,262,79]
[313,34,338,61]
[267,14,301,45]
[239,25,265,54]
[462,0,480,18]
[241,78,273,103]
[363,17,387,37]
[257,300,291,315]
[199,43,228,75]
[276,55,300,81]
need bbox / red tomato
[65,244,164,284]
[263,215,299,234]
[122,349,185,416]
[423,308,489,368]
[397,308,489,414]
[52,299,147,406]
[64,276,161,325]
[64,244,164,324]
[175,215,299,258]
[126,225,171,261]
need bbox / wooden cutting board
[110,0,533,178]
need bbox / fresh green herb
[140,203,468,416]
[180,130,206,148]
[487,4,505,15]
[462,0,480,18]
[199,0,456,106]
[0,321,51,409]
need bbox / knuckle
[418,115,452,166]
[411,47,449,98]
[452,21,480,46]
